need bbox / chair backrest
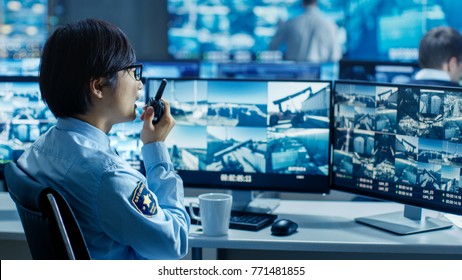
[4,162,91,260]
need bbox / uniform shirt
[269,7,341,62]
[411,68,461,87]
[17,117,190,260]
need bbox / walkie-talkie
[147,79,167,125]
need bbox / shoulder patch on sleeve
[131,181,158,217]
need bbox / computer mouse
[271,219,298,236]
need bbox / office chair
[4,162,91,260]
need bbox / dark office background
[59,0,169,61]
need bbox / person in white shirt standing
[269,0,342,63]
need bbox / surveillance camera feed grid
[333,82,462,208]
[150,79,330,177]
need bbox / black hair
[39,18,136,118]
[419,26,462,69]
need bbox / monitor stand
[228,190,280,214]
[355,205,453,235]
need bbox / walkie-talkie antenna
[155,79,167,100]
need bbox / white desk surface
[2,193,462,256]
[187,198,462,255]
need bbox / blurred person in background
[269,0,342,62]
[411,26,462,87]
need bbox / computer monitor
[346,0,462,61]
[0,59,40,77]
[0,76,55,179]
[141,60,200,78]
[0,0,48,59]
[339,60,420,84]
[332,80,462,235]
[200,61,339,81]
[147,78,331,211]
[167,0,345,61]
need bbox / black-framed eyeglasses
[121,63,143,81]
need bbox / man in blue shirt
[412,26,462,87]
[16,19,190,259]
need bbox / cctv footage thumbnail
[148,79,331,177]
[333,82,462,208]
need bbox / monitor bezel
[140,60,201,78]
[146,77,333,194]
[0,75,40,83]
[338,59,420,81]
[331,79,462,215]
[209,61,323,80]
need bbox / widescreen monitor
[339,60,420,84]
[346,0,462,61]
[167,0,345,61]
[141,60,200,78]
[0,0,48,59]
[332,80,462,234]
[200,61,339,81]
[147,78,331,209]
[0,59,40,77]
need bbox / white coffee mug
[189,193,233,236]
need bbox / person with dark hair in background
[268,0,341,62]
[16,19,190,259]
[412,26,462,87]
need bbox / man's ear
[448,56,459,71]
[89,77,107,99]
